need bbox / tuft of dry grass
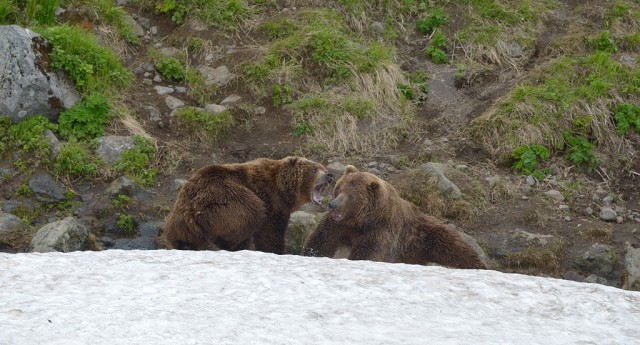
[504,239,568,276]
[579,224,614,243]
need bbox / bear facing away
[160,156,333,254]
[302,165,487,269]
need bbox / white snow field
[1,249,639,345]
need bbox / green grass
[174,107,235,143]
[156,57,186,81]
[92,0,140,45]
[39,24,133,95]
[53,142,101,178]
[153,0,250,29]
[114,135,158,186]
[8,115,57,168]
[0,0,18,25]
[116,213,135,234]
[470,51,640,165]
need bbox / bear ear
[344,165,359,174]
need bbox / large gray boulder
[95,135,135,164]
[574,244,616,278]
[0,25,80,123]
[29,217,93,252]
[417,163,463,200]
[0,212,31,251]
[623,247,640,291]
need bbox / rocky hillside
[0,0,639,290]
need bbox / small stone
[564,216,572,222]
[175,86,187,94]
[150,26,158,35]
[165,95,185,110]
[603,195,614,204]
[204,54,214,62]
[617,216,624,224]
[526,175,536,186]
[171,179,188,191]
[153,75,163,83]
[584,274,608,285]
[544,190,564,202]
[521,196,529,200]
[159,47,180,57]
[327,162,346,173]
[508,41,524,58]
[142,78,152,85]
[370,21,385,34]
[367,168,381,175]
[599,207,617,221]
[254,106,266,115]
[584,207,594,216]
[221,94,241,105]
[559,204,570,211]
[154,86,174,95]
[456,165,468,172]
[367,162,378,168]
[387,166,396,173]
[204,104,226,114]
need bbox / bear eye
[312,168,317,173]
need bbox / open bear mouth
[312,181,329,204]
[329,210,344,221]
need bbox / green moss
[53,142,101,178]
[114,136,158,186]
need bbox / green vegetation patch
[114,135,158,186]
[470,51,640,167]
[53,142,101,178]
[39,24,133,94]
[153,0,250,29]
[174,106,235,143]
[7,115,57,169]
[58,93,112,141]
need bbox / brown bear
[302,165,487,269]
[160,156,333,254]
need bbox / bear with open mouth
[302,165,487,269]
[159,156,332,254]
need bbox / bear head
[283,156,333,207]
[326,165,389,223]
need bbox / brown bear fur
[160,156,333,254]
[302,165,487,269]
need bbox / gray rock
[44,129,60,161]
[165,95,185,110]
[138,220,164,237]
[0,212,30,251]
[418,163,462,200]
[367,168,381,175]
[574,244,616,278]
[111,236,157,250]
[204,104,226,114]
[104,176,142,198]
[285,211,318,255]
[204,54,214,62]
[221,94,241,105]
[583,274,609,285]
[153,74,163,83]
[28,172,67,202]
[2,199,36,214]
[559,204,570,211]
[142,78,153,85]
[123,14,145,37]
[116,0,131,5]
[599,207,617,221]
[158,47,180,57]
[154,85,174,95]
[508,41,524,58]
[254,106,267,115]
[136,16,151,30]
[29,217,92,253]
[623,247,640,291]
[188,19,207,31]
[584,207,594,216]
[327,162,346,174]
[526,175,536,186]
[150,26,158,35]
[370,21,385,33]
[458,230,490,268]
[198,65,236,87]
[603,195,614,204]
[171,179,188,191]
[562,271,584,282]
[0,25,80,123]
[544,190,564,202]
[484,176,502,189]
[617,216,624,224]
[142,62,155,72]
[147,106,161,123]
[175,86,187,94]
[455,165,469,172]
[95,135,135,164]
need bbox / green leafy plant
[272,85,294,107]
[0,117,9,155]
[175,107,235,143]
[416,8,447,34]
[155,0,187,24]
[426,32,448,63]
[116,213,135,234]
[114,136,158,186]
[112,194,130,208]
[512,144,550,181]
[58,93,111,141]
[613,103,640,135]
[563,132,599,171]
[261,18,295,39]
[587,31,618,53]
[156,57,186,81]
[53,142,101,177]
[16,183,33,197]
